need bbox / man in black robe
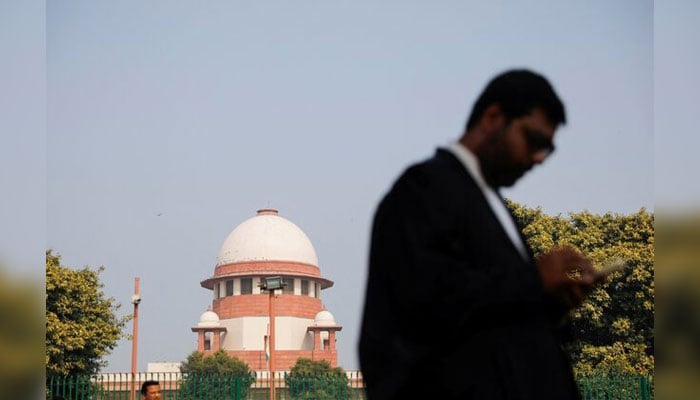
[359,69,602,399]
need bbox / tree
[45,250,129,376]
[285,358,349,400]
[179,350,255,400]
[508,202,654,375]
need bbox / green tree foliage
[179,350,255,400]
[285,358,349,400]
[0,265,43,400]
[508,202,654,375]
[45,250,129,376]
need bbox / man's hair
[141,380,159,396]
[465,69,566,130]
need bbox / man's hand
[536,246,604,310]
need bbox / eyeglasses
[523,128,555,158]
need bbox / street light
[130,278,140,400]
[259,276,286,400]
[260,276,284,291]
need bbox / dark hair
[465,69,566,130]
[141,380,159,396]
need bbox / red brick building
[192,208,341,371]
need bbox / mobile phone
[596,258,627,277]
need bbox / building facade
[192,208,341,371]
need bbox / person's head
[141,380,161,400]
[461,69,566,188]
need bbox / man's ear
[481,103,506,134]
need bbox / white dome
[198,309,220,327]
[216,209,319,267]
[314,310,336,327]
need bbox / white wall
[219,316,315,351]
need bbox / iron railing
[46,371,652,400]
[578,374,653,400]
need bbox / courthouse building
[191,208,342,371]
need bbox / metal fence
[47,372,652,400]
[578,374,653,400]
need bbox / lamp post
[130,278,141,400]
[259,276,285,400]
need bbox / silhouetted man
[360,69,602,399]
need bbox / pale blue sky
[2,0,696,372]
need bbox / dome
[216,209,318,267]
[198,309,220,327]
[313,310,336,327]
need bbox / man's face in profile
[480,107,556,188]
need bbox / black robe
[359,149,580,399]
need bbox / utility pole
[259,276,284,400]
[130,277,141,400]
[269,288,276,400]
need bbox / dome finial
[257,208,278,216]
